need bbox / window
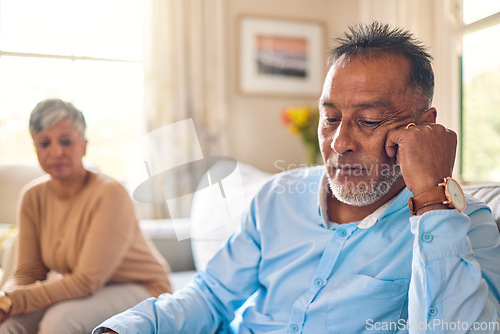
[461,0,500,182]
[0,0,145,188]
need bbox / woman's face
[32,118,87,181]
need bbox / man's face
[319,54,422,206]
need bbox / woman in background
[0,98,172,333]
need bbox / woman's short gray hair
[29,98,86,137]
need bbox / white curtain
[358,0,423,33]
[142,0,228,218]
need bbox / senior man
[95,22,500,334]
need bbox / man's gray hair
[29,98,86,137]
[328,21,434,106]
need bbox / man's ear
[419,107,437,124]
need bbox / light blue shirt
[94,166,500,333]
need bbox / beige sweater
[2,172,172,316]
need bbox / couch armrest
[139,219,195,272]
[463,183,500,231]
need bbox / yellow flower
[285,106,311,128]
[281,105,321,164]
[288,124,300,135]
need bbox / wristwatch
[408,177,466,215]
[0,291,12,315]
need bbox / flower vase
[305,143,320,166]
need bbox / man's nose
[331,122,356,154]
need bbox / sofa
[1,163,499,292]
[0,162,271,290]
[139,161,272,289]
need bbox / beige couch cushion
[0,164,45,225]
[463,183,500,230]
[190,162,271,271]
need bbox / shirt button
[429,307,438,316]
[421,232,434,243]
[314,278,324,287]
[289,324,299,332]
[337,229,347,237]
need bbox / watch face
[446,178,466,211]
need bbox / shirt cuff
[409,209,472,263]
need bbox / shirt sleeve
[2,187,49,291]
[94,202,262,334]
[408,205,500,333]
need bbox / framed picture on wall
[239,16,325,97]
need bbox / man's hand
[385,122,457,195]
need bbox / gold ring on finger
[405,122,416,130]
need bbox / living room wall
[223,0,458,175]
[225,0,360,174]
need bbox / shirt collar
[318,172,404,229]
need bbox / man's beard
[328,164,402,206]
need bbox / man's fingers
[385,136,398,158]
[385,126,407,158]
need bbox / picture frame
[239,16,325,97]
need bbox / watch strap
[408,185,448,215]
